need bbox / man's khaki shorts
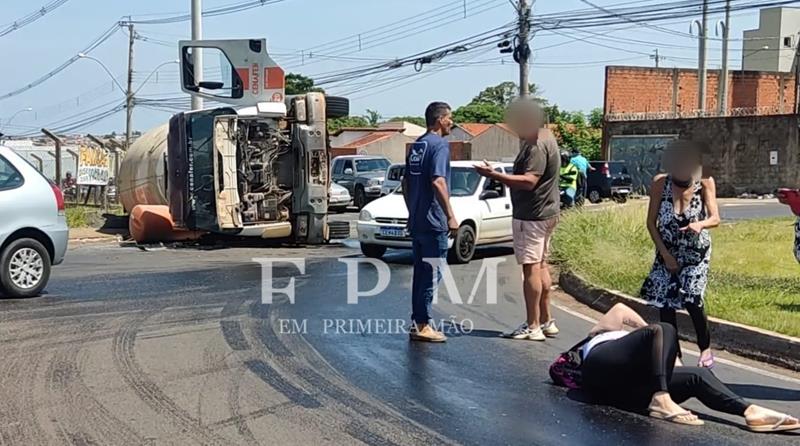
[512,217,559,265]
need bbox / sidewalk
[68,227,122,244]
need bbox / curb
[559,271,800,372]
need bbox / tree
[472,81,543,107]
[327,116,370,134]
[452,102,505,124]
[365,109,382,126]
[285,73,324,95]
[551,110,602,160]
[388,116,425,127]
[588,107,604,129]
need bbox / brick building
[604,66,797,119]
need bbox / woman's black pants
[582,323,750,415]
[660,304,711,358]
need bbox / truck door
[179,38,285,108]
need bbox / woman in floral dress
[641,140,721,368]
[777,189,800,263]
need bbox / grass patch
[65,204,124,228]
[552,205,800,337]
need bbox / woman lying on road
[554,303,800,432]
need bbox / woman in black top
[576,304,800,431]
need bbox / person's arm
[589,303,648,335]
[481,168,541,191]
[682,177,721,233]
[431,144,458,233]
[647,176,670,256]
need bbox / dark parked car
[331,155,391,209]
[586,161,633,203]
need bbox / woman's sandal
[747,414,800,433]
[698,351,715,369]
[648,407,705,426]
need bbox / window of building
[784,36,793,48]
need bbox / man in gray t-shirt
[474,99,561,342]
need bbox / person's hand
[663,253,680,274]
[447,216,459,238]
[473,160,493,177]
[679,221,704,235]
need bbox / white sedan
[356,161,513,263]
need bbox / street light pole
[698,0,709,113]
[2,107,33,131]
[191,0,203,110]
[77,53,127,95]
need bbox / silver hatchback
[0,146,69,298]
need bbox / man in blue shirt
[570,148,594,202]
[402,101,457,343]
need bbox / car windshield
[387,166,404,181]
[355,158,390,172]
[609,163,629,175]
[395,167,480,197]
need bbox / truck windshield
[355,158,390,172]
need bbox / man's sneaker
[409,325,446,343]
[541,320,560,337]
[504,323,546,341]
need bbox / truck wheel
[588,189,602,204]
[326,96,350,119]
[448,225,476,264]
[0,238,51,299]
[354,187,367,210]
[360,243,386,259]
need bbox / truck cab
[148,39,349,244]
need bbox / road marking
[551,302,800,385]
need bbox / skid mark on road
[244,360,321,409]
[220,321,250,351]
[0,355,49,445]
[112,312,229,446]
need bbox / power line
[0,22,121,101]
[125,0,288,24]
[0,0,71,38]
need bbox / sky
[0,0,779,136]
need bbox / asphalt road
[0,234,797,445]
[718,200,793,221]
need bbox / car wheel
[0,238,51,298]
[613,195,628,204]
[326,96,350,119]
[360,243,386,259]
[354,187,367,210]
[588,189,602,204]
[448,225,476,264]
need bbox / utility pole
[518,0,531,98]
[125,23,134,156]
[698,0,709,113]
[794,32,800,114]
[191,0,203,110]
[651,49,661,68]
[717,0,730,116]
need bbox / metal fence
[605,106,787,122]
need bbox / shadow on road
[728,384,800,402]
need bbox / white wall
[742,7,800,72]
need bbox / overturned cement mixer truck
[118,39,349,244]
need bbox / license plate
[379,227,405,238]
